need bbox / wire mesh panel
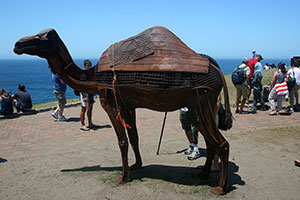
[95,64,221,89]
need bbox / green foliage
[32,98,80,110]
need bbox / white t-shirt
[287,67,300,85]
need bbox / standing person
[251,58,266,111]
[83,60,95,128]
[268,62,287,115]
[79,92,90,131]
[179,107,201,160]
[252,50,257,58]
[0,89,14,116]
[180,106,221,171]
[51,73,67,121]
[286,63,300,112]
[232,58,250,114]
[12,84,32,112]
[246,54,263,103]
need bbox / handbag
[287,68,296,90]
[275,80,289,96]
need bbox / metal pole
[156,112,168,155]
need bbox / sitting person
[0,88,14,116]
[11,84,33,112]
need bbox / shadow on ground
[61,161,244,192]
[89,124,112,130]
[0,157,8,163]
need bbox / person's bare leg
[235,99,240,113]
[185,130,195,143]
[80,106,87,128]
[211,154,220,171]
[58,104,64,117]
[87,103,94,127]
[240,98,246,112]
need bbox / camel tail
[218,69,233,130]
[201,54,232,130]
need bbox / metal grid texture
[109,34,154,67]
[95,65,221,89]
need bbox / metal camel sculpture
[14,26,232,195]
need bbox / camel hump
[97,26,210,74]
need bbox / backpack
[231,66,246,85]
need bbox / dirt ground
[0,102,300,200]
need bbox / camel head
[14,29,59,58]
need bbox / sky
[1,0,299,60]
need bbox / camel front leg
[100,94,130,184]
[123,109,142,170]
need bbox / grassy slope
[32,98,80,110]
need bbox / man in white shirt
[234,58,251,113]
[287,63,300,112]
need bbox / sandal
[269,110,277,115]
[239,110,248,114]
[87,124,96,129]
[80,126,90,131]
[295,160,300,167]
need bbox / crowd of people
[233,51,300,115]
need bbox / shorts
[80,93,88,107]
[236,84,248,100]
[54,89,66,107]
[179,109,198,144]
[88,94,95,104]
[179,109,193,131]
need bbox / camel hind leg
[186,91,229,195]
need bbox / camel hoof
[210,186,225,195]
[130,163,142,170]
[197,171,210,180]
[117,176,129,184]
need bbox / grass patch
[32,98,80,110]
[97,171,122,187]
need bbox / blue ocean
[0,58,291,104]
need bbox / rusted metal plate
[97,26,210,74]
[108,34,154,67]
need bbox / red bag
[275,81,289,96]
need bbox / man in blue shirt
[251,55,266,112]
[51,73,67,121]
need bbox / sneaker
[188,150,201,160]
[58,116,67,121]
[287,107,294,113]
[51,112,58,119]
[184,147,193,155]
